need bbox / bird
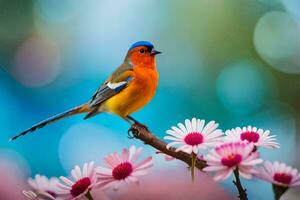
[10,41,161,141]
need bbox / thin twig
[272,184,288,200]
[128,124,207,170]
[191,153,197,181]
[233,169,248,200]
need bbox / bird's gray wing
[88,62,134,109]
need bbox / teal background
[0,0,300,199]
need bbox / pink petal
[203,165,227,172]
[104,156,119,169]
[130,147,143,163]
[131,170,149,176]
[96,166,112,176]
[213,169,233,181]
[112,152,122,163]
[71,169,79,181]
[121,148,130,162]
[96,180,118,190]
[59,176,74,186]
[134,157,152,170]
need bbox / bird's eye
[139,49,145,53]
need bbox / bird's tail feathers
[83,108,100,120]
[10,103,90,141]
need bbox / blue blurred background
[0,0,300,199]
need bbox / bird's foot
[126,116,149,132]
[134,122,149,132]
[127,122,149,139]
[128,124,139,139]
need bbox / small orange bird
[10,41,161,141]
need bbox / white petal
[185,119,193,133]
[74,165,82,179]
[171,126,185,136]
[202,121,218,135]
[197,119,205,132]
[164,135,183,142]
[178,123,188,134]
[83,163,88,177]
[166,130,184,139]
[192,118,197,132]
[174,144,192,153]
[166,141,184,149]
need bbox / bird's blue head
[126,41,161,67]
[128,41,161,56]
[129,41,154,51]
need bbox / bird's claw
[127,128,135,139]
[135,122,150,132]
[128,122,149,139]
[128,124,139,139]
[127,122,150,140]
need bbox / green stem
[272,184,288,200]
[233,169,248,200]
[85,191,94,200]
[191,153,197,182]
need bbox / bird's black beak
[150,49,161,56]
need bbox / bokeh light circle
[254,11,300,74]
[34,0,77,24]
[282,0,300,20]
[11,36,61,87]
[216,59,276,116]
[0,149,31,178]
[58,122,123,172]
[0,149,31,200]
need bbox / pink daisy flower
[256,161,300,188]
[225,126,280,149]
[28,175,59,198]
[96,146,153,190]
[56,162,98,200]
[164,118,224,155]
[203,142,263,181]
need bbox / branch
[233,169,248,200]
[128,123,207,170]
[129,124,250,200]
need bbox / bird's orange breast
[104,66,159,117]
